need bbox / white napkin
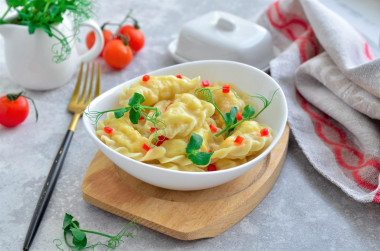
[258,0,380,202]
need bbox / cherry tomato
[0,93,29,127]
[118,25,145,53]
[103,39,133,70]
[86,29,113,57]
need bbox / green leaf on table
[63,213,74,230]
[71,228,87,248]
[187,151,213,166]
[242,104,255,119]
[186,133,203,153]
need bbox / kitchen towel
[257,0,380,202]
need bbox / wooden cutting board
[82,124,289,240]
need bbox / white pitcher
[0,15,104,90]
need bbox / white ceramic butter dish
[168,11,274,71]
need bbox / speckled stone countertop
[0,0,379,250]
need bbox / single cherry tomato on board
[0,92,38,127]
[103,39,134,70]
[118,25,145,53]
[86,29,113,57]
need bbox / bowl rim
[83,60,288,177]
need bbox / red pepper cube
[142,74,150,82]
[222,84,230,93]
[209,124,217,133]
[234,135,244,145]
[208,150,213,153]
[176,74,182,79]
[150,127,156,133]
[260,128,269,136]
[236,112,242,121]
[202,80,210,87]
[207,164,217,171]
[139,115,144,121]
[103,126,113,134]
[154,135,169,147]
[142,144,150,151]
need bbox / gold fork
[23,62,101,251]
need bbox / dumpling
[119,75,201,106]
[159,93,215,138]
[212,120,273,160]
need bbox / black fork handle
[23,129,74,251]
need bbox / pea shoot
[54,213,138,250]
[185,133,214,166]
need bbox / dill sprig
[0,0,94,63]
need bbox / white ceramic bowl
[83,60,288,191]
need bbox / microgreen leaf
[129,109,141,124]
[59,213,139,250]
[186,133,203,153]
[63,213,74,231]
[70,228,87,248]
[128,92,145,106]
[187,151,214,166]
[114,107,130,119]
[242,104,255,119]
[224,106,238,125]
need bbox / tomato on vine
[103,39,133,70]
[0,92,38,127]
[118,25,145,53]
[86,29,113,57]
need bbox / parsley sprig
[186,133,213,166]
[54,213,138,250]
[0,0,93,63]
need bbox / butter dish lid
[168,11,274,71]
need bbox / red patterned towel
[258,0,380,202]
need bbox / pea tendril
[54,213,138,250]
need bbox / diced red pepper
[209,124,217,133]
[139,115,144,120]
[222,84,230,93]
[260,128,269,136]
[236,112,242,121]
[234,135,244,145]
[208,150,213,153]
[176,74,182,79]
[207,164,217,171]
[142,144,150,151]
[103,126,113,134]
[153,135,169,146]
[202,80,210,87]
[142,74,150,82]
[150,127,156,133]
